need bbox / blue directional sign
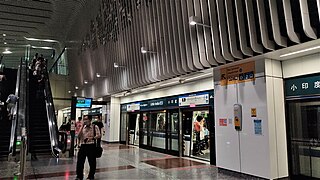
[285,74,320,97]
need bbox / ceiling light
[24,37,58,43]
[96,73,101,78]
[68,91,72,94]
[2,34,6,37]
[2,49,12,54]
[84,80,88,84]
[114,62,126,68]
[185,73,212,81]
[75,86,79,90]
[4,42,7,45]
[159,81,178,87]
[140,86,155,91]
[189,16,211,28]
[141,46,156,54]
[280,46,320,58]
[141,47,147,54]
[31,46,54,50]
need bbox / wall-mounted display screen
[76,98,92,108]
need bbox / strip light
[280,46,320,58]
[139,86,155,91]
[185,73,212,81]
[25,37,58,43]
[31,46,54,50]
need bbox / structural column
[213,59,288,179]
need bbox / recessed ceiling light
[68,91,71,94]
[96,73,101,78]
[75,86,79,90]
[2,34,6,37]
[4,42,7,45]
[84,80,88,84]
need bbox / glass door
[287,99,320,179]
[191,110,210,161]
[167,110,179,154]
[140,112,150,147]
[120,112,127,144]
[149,111,166,149]
[128,113,138,145]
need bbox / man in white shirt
[76,116,101,180]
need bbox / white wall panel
[282,53,320,78]
[238,78,270,178]
[214,83,241,172]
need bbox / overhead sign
[285,74,320,97]
[220,61,255,86]
[166,97,179,107]
[121,105,127,112]
[179,93,209,106]
[127,103,140,112]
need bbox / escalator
[28,70,60,156]
[0,68,17,157]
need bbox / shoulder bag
[93,125,103,158]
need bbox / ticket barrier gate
[58,131,72,158]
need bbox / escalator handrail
[9,59,26,156]
[43,70,60,157]
[9,59,22,155]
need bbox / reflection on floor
[192,149,210,161]
[142,157,204,169]
[0,143,262,179]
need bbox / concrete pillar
[214,59,288,179]
[105,97,120,142]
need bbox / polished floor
[0,144,262,179]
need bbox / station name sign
[285,74,320,97]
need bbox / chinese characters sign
[285,74,320,97]
[220,61,255,86]
[78,0,153,54]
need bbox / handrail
[8,58,22,157]
[49,46,66,73]
[43,70,60,157]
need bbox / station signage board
[285,74,320,97]
[121,104,127,112]
[179,92,209,107]
[127,103,140,112]
[167,96,179,107]
[220,61,255,86]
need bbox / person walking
[76,116,101,180]
[75,117,83,148]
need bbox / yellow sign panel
[251,108,257,117]
[220,61,255,86]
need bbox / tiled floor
[0,144,261,179]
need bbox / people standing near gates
[76,116,101,180]
[92,116,104,147]
[75,117,83,148]
[6,93,18,118]
[193,116,204,155]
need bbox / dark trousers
[76,144,96,179]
